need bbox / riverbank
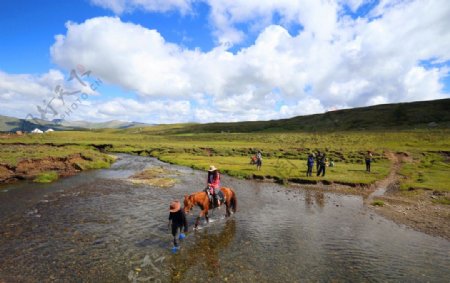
[365,151,450,240]
[373,190,450,240]
[0,144,115,184]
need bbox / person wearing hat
[207,165,221,207]
[168,200,188,249]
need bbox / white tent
[31,128,43,134]
[45,128,54,133]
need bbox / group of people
[307,150,372,177]
[306,151,330,177]
[168,165,222,250]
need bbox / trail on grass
[368,151,450,240]
[368,151,407,201]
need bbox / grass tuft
[371,200,385,206]
[34,171,59,183]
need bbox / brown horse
[184,187,237,228]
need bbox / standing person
[256,150,263,171]
[365,151,373,172]
[317,153,327,177]
[207,165,221,207]
[306,154,314,176]
[168,200,188,250]
[315,151,321,172]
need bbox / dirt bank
[368,152,450,240]
[0,154,106,184]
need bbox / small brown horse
[184,187,237,228]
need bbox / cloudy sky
[1,0,449,123]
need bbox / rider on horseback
[206,165,221,207]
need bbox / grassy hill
[2,98,449,133]
[151,98,449,134]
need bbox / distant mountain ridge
[1,98,449,133]
[0,116,149,132]
[125,98,450,134]
[180,98,450,133]
[59,120,149,130]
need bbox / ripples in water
[0,154,448,282]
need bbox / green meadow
[0,143,115,171]
[1,129,448,192]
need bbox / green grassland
[155,153,391,185]
[0,144,92,166]
[399,152,449,192]
[1,129,448,191]
[0,143,115,176]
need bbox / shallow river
[0,154,449,282]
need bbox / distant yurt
[45,128,54,133]
[31,128,43,134]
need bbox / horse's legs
[195,209,209,228]
[195,211,204,228]
[225,201,231,217]
[195,216,200,229]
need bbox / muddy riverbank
[0,154,449,282]
[0,153,115,184]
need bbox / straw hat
[208,165,218,172]
[169,200,181,212]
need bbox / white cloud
[204,0,340,45]
[0,70,64,118]
[51,17,192,98]
[2,0,449,124]
[0,69,100,121]
[280,97,326,117]
[92,98,192,123]
[89,0,340,44]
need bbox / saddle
[205,188,225,208]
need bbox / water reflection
[168,219,236,282]
[305,189,325,211]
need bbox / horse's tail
[230,188,237,213]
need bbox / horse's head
[183,194,194,214]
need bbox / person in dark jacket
[317,153,327,177]
[315,151,321,172]
[306,154,314,176]
[365,151,373,172]
[168,200,188,248]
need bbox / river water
[0,154,449,282]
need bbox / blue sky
[1,0,449,123]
